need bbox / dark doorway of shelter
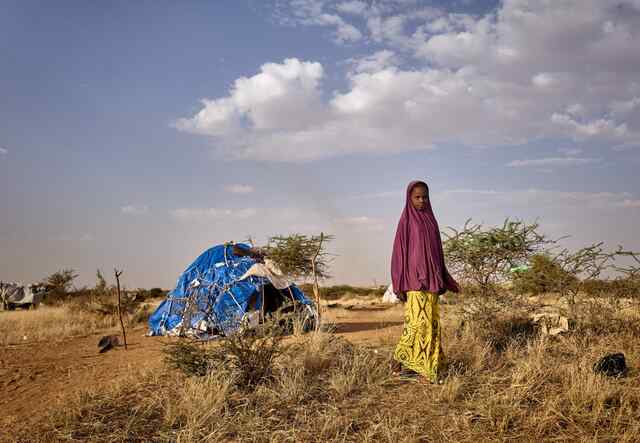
[250,283,314,333]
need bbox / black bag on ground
[593,353,627,377]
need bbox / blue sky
[2,0,640,288]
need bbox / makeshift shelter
[148,243,317,338]
[0,282,45,310]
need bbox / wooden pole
[114,269,128,350]
[260,284,265,323]
[311,232,324,331]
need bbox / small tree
[43,268,78,300]
[512,254,577,295]
[551,243,631,304]
[95,269,108,293]
[443,219,551,296]
[261,233,333,329]
[261,234,333,280]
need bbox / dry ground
[0,300,405,440]
[2,295,640,442]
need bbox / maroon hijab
[391,181,459,294]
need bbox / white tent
[381,284,400,303]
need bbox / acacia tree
[261,233,333,328]
[613,249,640,281]
[42,268,78,299]
[442,219,551,296]
[261,234,333,280]
[550,243,638,304]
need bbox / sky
[2,0,640,289]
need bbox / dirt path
[0,304,405,436]
[0,326,171,431]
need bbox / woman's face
[410,185,428,210]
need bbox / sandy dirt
[0,302,406,436]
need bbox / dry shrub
[434,324,640,441]
[280,333,392,402]
[569,298,640,337]
[163,341,216,377]
[39,293,640,442]
[66,291,148,327]
[164,320,287,389]
[457,290,538,354]
[44,330,395,442]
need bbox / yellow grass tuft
[0,305,115,346]
[10,293,640,442]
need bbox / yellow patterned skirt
[394,291,443,381]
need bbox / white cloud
[551,113,628,140]
[507,157,601,168]
[0,147,8,155]
[566,104,586,117]
[280,0,363,43]
[224,184,255,194]
[610,96,640,115]
[170,207,257,221]
[176,58,325,140]
[178,1,640,162]
[316,13,363,43]
[121,205,149,215]
[349,49,399,73]
[367,14,410,46]
[413,14,494,67]
[531,72,555,88]
[335,1,368,16]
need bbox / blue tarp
[148,243,314,337]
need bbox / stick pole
[114,269,128,350]
[311,232,324,331]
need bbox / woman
[391,180,459,383]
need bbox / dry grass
[16,294,640,442]
[0,301,154,346]
[0,306,116,346]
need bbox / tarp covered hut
[148,242,316,338]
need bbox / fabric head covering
[391,181,459,294]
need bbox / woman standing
[391,181,459,383]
